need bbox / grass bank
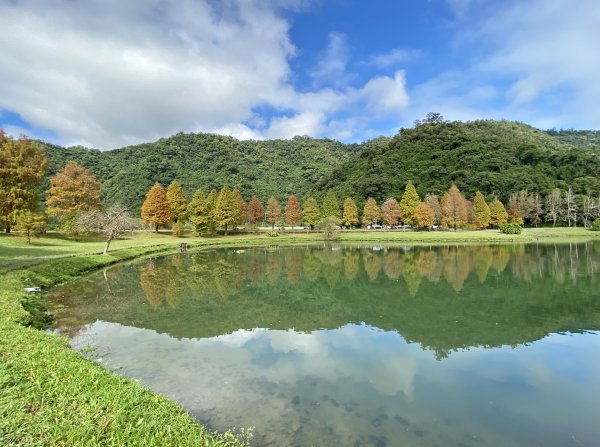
[1,227,598,445]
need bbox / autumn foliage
[285,194,302,228]
[141,183,171,232]
[46,161,102,219]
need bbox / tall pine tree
[321,189,341,219]
[302,197,321,229]
[166,180,188,224]
[472,191,491,229]
[342,197,359,228]
[362,197,381,227]
[214,186,239,235]
[141,183,171,232]
[285,194,302,228]
[399,180,421,225]
[0,133,49,233]
[266,197,281,229]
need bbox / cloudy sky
[1,0,599,149]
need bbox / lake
[48,243,600,447]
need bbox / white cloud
[361,71,410,114]
[0,0,298,149]
[310,32,351,87]
[368,49,422,68]
[408,0,600,129]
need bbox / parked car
[369,223,382,229]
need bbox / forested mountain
[545,129,600,151]
[42,133,355,213]
[40,119,600,213]
[318,119,600,206]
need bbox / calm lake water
[49,243,600,447]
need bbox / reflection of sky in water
[73,322,600,447]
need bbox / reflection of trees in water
[284,249,303,285]
[473,246,493,283]
[343,250,360,281]
[383,251,402,280]
[139,259,170,308]
[316,247,343,289]
[362,250,383,281]
[401,252,422,297]
[441,247,473,293]
[136,242,600,309]
[303,250,321,282]
[266,251,283,284]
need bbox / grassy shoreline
[1,228,599,445]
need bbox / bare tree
[77,204,140,254]
[564,187,577,227]
[545,188,562,227]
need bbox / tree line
[138,179,600,234]
[1,131,599,252]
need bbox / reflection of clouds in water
[76,322,417,398]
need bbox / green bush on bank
[592,220,600,231]
[500,223,523,235]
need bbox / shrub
[318,216,342,241]
[172,221,185,237]
[591,220,600,231]
[500,223,522,234]
[266,230,279,237]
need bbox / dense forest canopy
[39,119,600,214]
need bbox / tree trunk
[103,233,114,255]
[155,224,159,233]
[224,224,228,236]
[5,224,10,233]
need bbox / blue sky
[1,0,598,149]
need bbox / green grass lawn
[1,226,598,446]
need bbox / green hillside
[40,119,600,214]
[318,119,600,205]
[42,133,355,213]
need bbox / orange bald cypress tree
[141,183,171,232]
[285,194,302,229]
[266,197,281,229]
[46,161,102,219]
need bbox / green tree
[141,183,171,232]
[166,180,188,224]
[233,189,247,228]
[285,194,302,228]
[472,191,491,229]
[399,180,421,225]
[14,210,46,244]
[266,197,281,229]
[302,197,321,229]
[362,197,381,227]
[321,189,341,219]
[489,198,508,228]
[342,197,359,228]
[188,189,211,234]
[0,133,49,233]
[214,186,239,235]
[205,189,219,234]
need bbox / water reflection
[49,243,600,447]
[51,243,600,356]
